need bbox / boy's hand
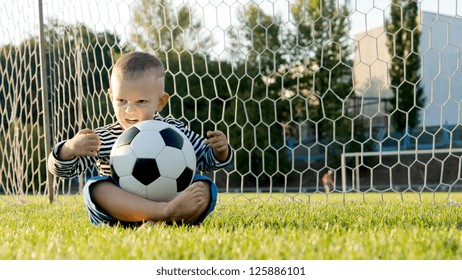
[205,130,229,162]
[59,129,101,160]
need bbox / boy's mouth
[125,118,138,125]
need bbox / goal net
[1,0,461,203]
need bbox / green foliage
[226,3,292,186]
[0,120,47,194]
[0,21,126,193]
[1,193,461,259]
[131,0,209,53]
[0,40,41,126]
[43,21,128,134]
[130,0,232,133]
[386,0,424,131]
[290,0,357,165]
[0,20,126,133]
[162,52,234,135]
[226,0,356,181]
[129,0,357,185]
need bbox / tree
[131,0,210,54]
[225,0,355,187]
[130,0,236,191]
[0,40,45,193]
[288,0,355,166]
[225,3,292,187]
[36,21,127,140]
[386,0,424,132]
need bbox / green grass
[1,193,461,259]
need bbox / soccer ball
[110,120,196,202]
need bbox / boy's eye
[138,100,148,104]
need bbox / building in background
[353,11,462,131]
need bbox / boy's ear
[108,88,113,100]
[157,92,170,112]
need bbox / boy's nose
[125,104,136,112]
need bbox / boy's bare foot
[164,181,211,224]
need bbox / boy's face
[109,72,169,130]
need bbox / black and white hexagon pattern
[110,120,196,202]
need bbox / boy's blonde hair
[111,51,165,82]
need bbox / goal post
[341,148,462,194]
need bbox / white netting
[1,0,461,203]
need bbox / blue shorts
[82,174,218,227]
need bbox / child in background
[322,170,335,193]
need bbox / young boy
[48,51,233,227]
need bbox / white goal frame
[341,148,462,193]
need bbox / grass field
[0,192,461,259]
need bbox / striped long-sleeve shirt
[48,116,233,178]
